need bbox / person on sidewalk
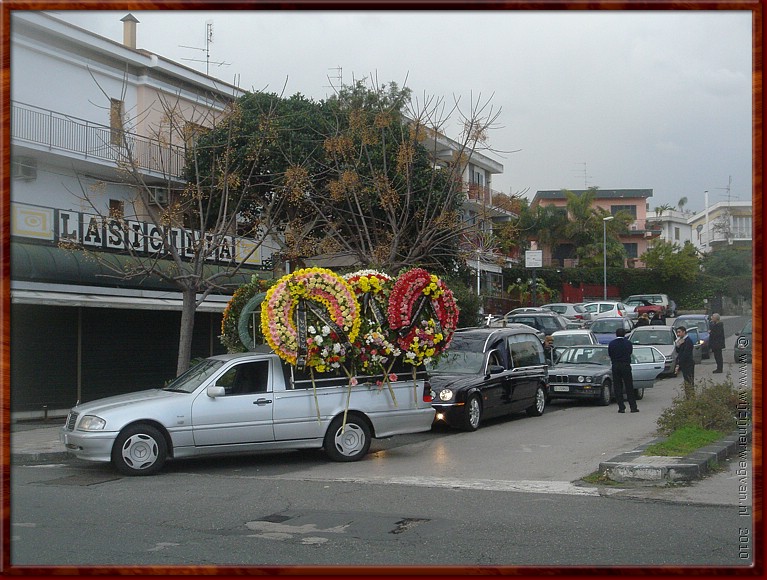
[608,327,638,413]
[675,326,696,398]
[709,313,725,373]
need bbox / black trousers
[680,362,695,398]
[713,348,723,371]
[612,362,637,411]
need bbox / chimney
[121,13,139,49]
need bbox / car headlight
[665,355,673,361]
[578,376,585,383]
[77,415,107,431]
[438,389,454,402]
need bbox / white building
[687,200,753,253]
[644,209,694,247]
[9,12,271,416]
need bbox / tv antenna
[574,162,594,189]
[325,66,343,92]
[715,175,736,201]
[180,20,230,75]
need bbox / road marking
[264,474,623,496]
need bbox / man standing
[675,326,696,399]
[608,328,638,413]
[709,313,725,373]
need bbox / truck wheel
[324,414,371,462]
[462,394,482,431]
[111,424,167,476]
[526,385,547,417]
[597,381,612,406]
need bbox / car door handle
[254,398,272,406]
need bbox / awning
[11,282,232,312]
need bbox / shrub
[656,378,751,436]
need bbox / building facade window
[732,216,752,238]
[623,243,638,258]
[110,98,124,145]
[674,226,680,240]
[109,199,124,219]
[611,205,637,218]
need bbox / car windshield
[552,334,591,347]
[162,359,225,393]
[427,335,487,374]
[674,319,708,332]
[627,299,651,306]
[558,346,610,365]
[590,319,624,333]
[630,330,673,345]
[742,321,752,333]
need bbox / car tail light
[423,379,433,403]
[575,315,584,320]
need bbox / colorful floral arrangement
[387,268,459,367]
[261,267,361,371]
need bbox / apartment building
[9,12,274,415]
[688,200,753,253]
[531,188,658,267]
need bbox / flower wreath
[261,267,361,372]
[343,270,400,389]
[220,277,273,353]
[387,268,459,367]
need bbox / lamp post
[603,215,614,300]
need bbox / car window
[548,305,565,314]
[631,330,673,345]
[631,347,656,364]
[508,334,544,367]
[560,346,609,365]
[599,304,612,313]
[216,361,270,395]
[163,359,225,393]
[583,304,597,313]
[573,305,586,314]
[590,319,623,333]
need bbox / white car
[582,301,629,321]
[541,303,593,326]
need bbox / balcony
[11,102,186,179]
[464,183,520,219]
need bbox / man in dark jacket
[675,326,696,399]
[709,313,726,373]
[608,328,638,413]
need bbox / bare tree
[65,76,285,374]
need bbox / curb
[12,450,73,465]
[599,428,751,483]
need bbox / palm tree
[678,197,688,213]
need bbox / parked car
[684,327,705,364]
[672,314,711,358]
[496,311,570,335]
[548,344,666,405]
[627,325,678,376]
[625,294,671,322]
[549,329,599,360]
[541,303,593,326]
[60,351,436,475]
[668,299,678,318]
[589,317,635,344]
[428,326,549,431]
[624,297,665,324]
[734,320,752,363]
[582,301,629,321]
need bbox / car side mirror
[207,385,226,398]
[488,364,505,375]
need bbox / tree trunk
[177,287,198,376]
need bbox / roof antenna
[180,20,230,75]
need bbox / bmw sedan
[548,344,666,405]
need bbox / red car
[625,298,664,324]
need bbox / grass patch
[644,425,724,456]
[581,471,621,486]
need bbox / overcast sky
[52,8,753,214]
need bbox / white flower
[315,335,323,345]
[333,343,341,354]
[322,325,331,336]
[308,325,317,335]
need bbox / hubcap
[334,424,365,456]
[536,388,545,412]
[469,398,481,427]
[121,433,159,470]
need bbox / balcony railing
[11,102,186,179]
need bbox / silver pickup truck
[60,350,435,475]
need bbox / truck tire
[324,414,371,462]
[111,423,167,476]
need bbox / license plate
[553,385,570,392]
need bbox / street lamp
[603,215,614,300]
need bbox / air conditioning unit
[12,157,37,181]
[148,187,169,205]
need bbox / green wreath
[220,277,273,352]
